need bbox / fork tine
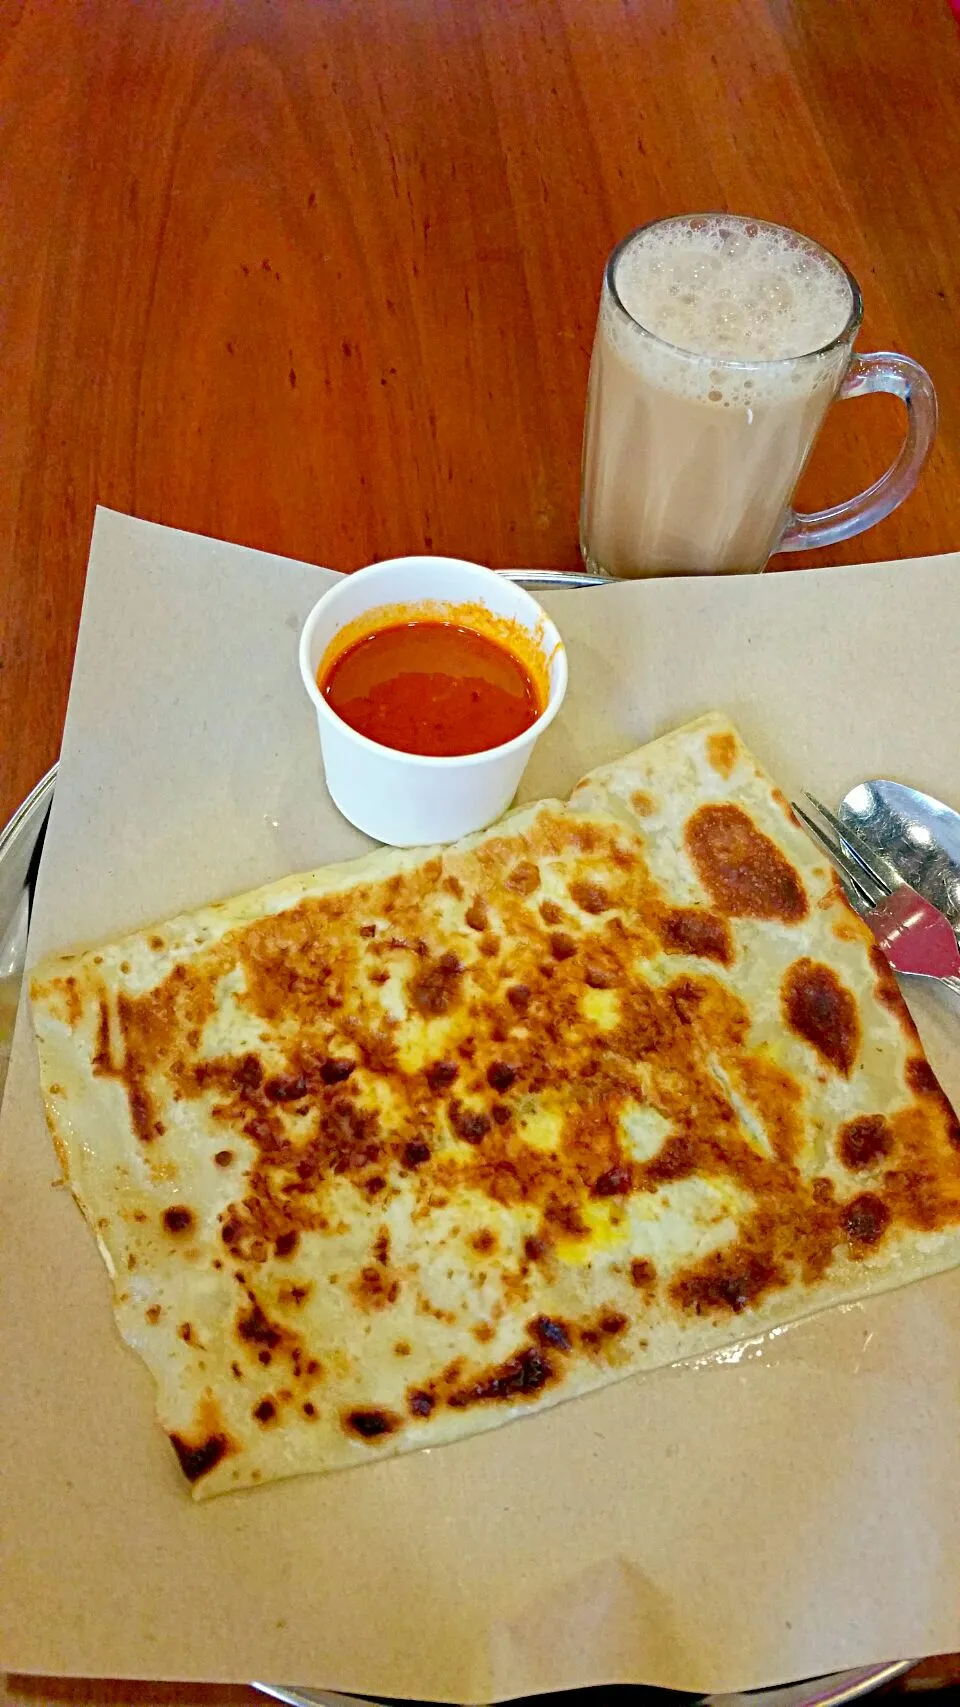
[804,794,892,897]
[791,802,880,909]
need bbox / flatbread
[30,713,960,1498]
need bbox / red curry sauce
[319,620,541,757]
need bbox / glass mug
[579,213,937,578]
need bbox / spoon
[839,780,960,934]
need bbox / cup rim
[298,558,568,771]
[605,212,864,370]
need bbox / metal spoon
[839,780,960,934]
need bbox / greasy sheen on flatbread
[31,714,960,1498]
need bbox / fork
[793,794,960,995]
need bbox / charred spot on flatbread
[409,952,463,1016]
[506,861,540,895]
[657,907,733,965]
[842,1192,892,1250]
[782,958,859,1076]
[568,880,610,915]
[408,1388,435,1417]
[529,1314,571,1351]
[162,1205,195,1236]
[685,803,808,922]
[446,1344,557,1407]
[907,1058,939,1096]
[837,1115,893,1171]
[342,1407,402,1441]
[671,1247,785,1317]
[169,1431,234,1483]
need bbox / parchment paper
[2,508,960,1700]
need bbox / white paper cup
[299,556,567,846]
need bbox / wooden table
[3,0,960,1700]
[4,0,960,834]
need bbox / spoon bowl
[840,779,960,934]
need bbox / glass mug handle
[777,352,938,554]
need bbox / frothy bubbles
[604,216,853,407]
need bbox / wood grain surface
[1,1685,264,1707]
[3,0,960,834]
[2,0,960,1698]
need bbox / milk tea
[580,218,855,577]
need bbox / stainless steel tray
[252,1660,913,1707]
[0,763,55,1103]
[0,569,912,1707]
[506,569,610,588]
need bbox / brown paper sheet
[3,509,960,1700]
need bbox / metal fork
[793,794,960,995]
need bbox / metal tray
[253,1665,914,1707]
[0,763,55,1103]
[0,570,912,1707]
